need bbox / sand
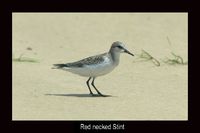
[12,13,188,120]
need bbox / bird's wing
[66,53,107,68]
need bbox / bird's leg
[91,77,105,96]
[86,77,93,95]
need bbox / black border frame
[1,0,194,132]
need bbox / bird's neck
[109,50,120,66]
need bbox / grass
[135,49,187,66]
[164,36,187,65]
[163,52,187,65]
[137,49,160,66]
[12,53,39,63]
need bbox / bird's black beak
[124,49,134,56]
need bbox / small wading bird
[52,41,134,97]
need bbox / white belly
[64,58,117,77]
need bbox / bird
[52,41,134,97]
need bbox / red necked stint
[53,41,134,97]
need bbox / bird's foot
[98,93,106,97]
[90,92,94,95]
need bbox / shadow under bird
[52,41,134,97]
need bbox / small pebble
[26,47,32,50]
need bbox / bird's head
[110,41,134,56]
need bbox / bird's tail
[52,64,68,69]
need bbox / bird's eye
[116,46,123,49]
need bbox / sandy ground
[12,13,188,120]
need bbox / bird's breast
[86,56,116,76]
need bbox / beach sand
[12,13,188,120]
